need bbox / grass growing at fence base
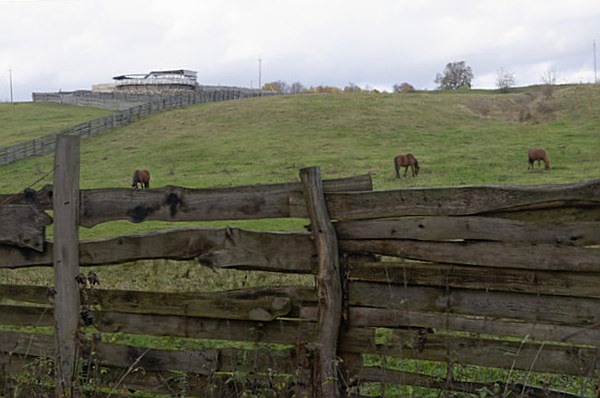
[361,336,597,397]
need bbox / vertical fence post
[300,166,342,398]
[53,135,81,397]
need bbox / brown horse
[132,169,150,189]
[528,148,550,170]
[394,154,420,178]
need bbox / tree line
[261,61,560,94]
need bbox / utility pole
[8,67,13,102]
[258,56,262,90]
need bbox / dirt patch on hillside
[464,89,559,124]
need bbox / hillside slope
[0,102,111,147]
[0,85,598,196]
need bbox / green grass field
[1,85,598,194]
[1,86,599,396]
[1,84,599,276]
[0,102,111,147]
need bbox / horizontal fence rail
[1,165,600,396]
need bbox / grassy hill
[0,102,111,147]
[0,84,599,237]
[1,85,599,396]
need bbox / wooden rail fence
[1,136,600,397]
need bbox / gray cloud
[1,0,599,101]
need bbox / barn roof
[113,69,197,80]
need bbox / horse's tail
[394,156,400,177]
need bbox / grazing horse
[394,153,420,178]
[132,169,150,189]
[528,148,550,170]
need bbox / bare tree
[344,82,362,93]
[496,67,515,93]
[541,68,558,99]
[435,61,474,90]
[289,81,305,94]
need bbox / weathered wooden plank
[340,239,600,272]
[1,342,300,398]
[340,327,600,377]
[0,303,317,345]
[0,330,218,375]
[92,368,293,398]
[484,205,600,223]
[0,205,52,251]
[0,227,315,272]
[86,288,292,321]
[348,281,600,327]
[345,307,600,347]
[336,216,600,246]
[79,174,372,227]
[343,363,581,398]
[93,341,219,375]
[300,166,343,398]
[218,346,301,374]
[0,284,55,304]
[0,174,372,219]
[0,184,54,209]
[291,178,600,220]
[0,330,301,378]
[87,227,314,272]
[0,284,316,310]
[0,304,54,327]
[94,310,316,343]
[83,357,297,397]
[52,134,81,397]
[349,261,600,297]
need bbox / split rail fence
[1,135,600,397]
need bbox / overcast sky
[1,0,599,102]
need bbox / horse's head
[132,170,141,188]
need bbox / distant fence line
[31,86,272,111]
[0,87,277,167]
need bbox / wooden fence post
[53,135,81,397]
[300,166,343,398]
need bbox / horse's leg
[403,167,408,177]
